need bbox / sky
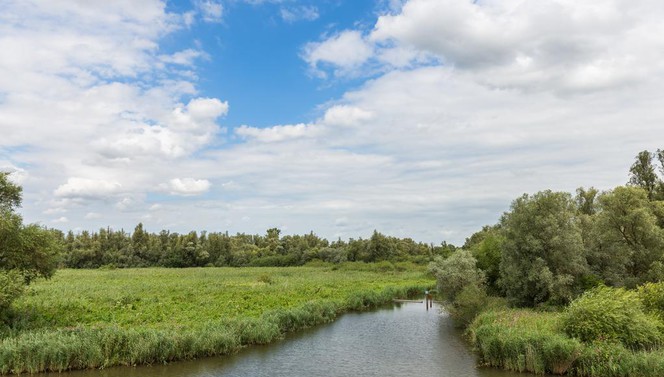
[1,0,664,245]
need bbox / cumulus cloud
[236,123,321,143]
[6,0,664,245]
[381,0,663,94]
[322,106,373,127]
[163,178,211,196]
[302,31,374,77]
[54,178,123,199]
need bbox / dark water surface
[45,304,526,377]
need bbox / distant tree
[575,187,599,215]
[629,150,661,200]
[0,173,59,315]
[499,190,588,306]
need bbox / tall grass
[0,266,432,374]
[469,309,664,376]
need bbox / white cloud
[159,49,204,66]
[280,6,319,23]
[54,178,123,199]
[368,0,664,94]
[195,0,224,23]
[163,178,211,196]
[52,216,69,223]
[5,0,664,246]
[0,163,28,185]
[236,123,321,143]
[302,31,374,77]
[322,106,373,127]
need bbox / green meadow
[0,263,433,374]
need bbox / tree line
[57,226,455,269]
[432,149,664,319]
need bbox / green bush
[562,286,664,350]
[638,281,664,315]
[0,271,24,315]
[448,284,488,327]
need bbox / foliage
[470,308,664,377]
[589,186,664,287]
[469,309,582,375]
[0,173,59,318]
[0,265,432,373]
[629,150,661,200]
[562,286,663,350]
[428,249,484,302]
[638,281,664,314]
[58,226,442,269]
[447,284,489,327]
[467,226,504,294]
[0,272,24,314]
[499,190,588,306]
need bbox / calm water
[44,304,526,377]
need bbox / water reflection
[43,304,526,377]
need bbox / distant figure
[424,290,433,310]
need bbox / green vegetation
[0,173,59,320]
[58,226,454,269]
[0,265,432,374]
[431,150,664,375]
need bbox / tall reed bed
[469,309,664,376]
[0,266,432,374]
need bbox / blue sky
[167,0,378,128]
[2,0,664,244]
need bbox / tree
[429,249,485,301]
[0,173,59,315]
[589,186,664,287]
[499,190,588,306]
[629,150,661,200]
[468,226,504,294]
[575,187,599,216]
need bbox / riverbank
[0,264,433,374]
[468,308,664,376]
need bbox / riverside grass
[469,309,664,376]
[0,263,432,374]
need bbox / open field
[0,263,433,374]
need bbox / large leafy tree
[499,190,588,306]
[589,186,664,287]
[0,173,59,314]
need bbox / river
[42,303,526,377]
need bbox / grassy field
[0,263,433,374]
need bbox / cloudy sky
[1,0,663,244]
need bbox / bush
[562,286,664,350]
[638,281,664,315]
[0,271,24,315]
[448,284,488,326]
[428,249,484,301]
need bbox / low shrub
[561,286,664,350]
[638,281,664,315]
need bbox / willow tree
[0,173,59,315]
[499,190,588,307]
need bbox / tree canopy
[0,173,59,315]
